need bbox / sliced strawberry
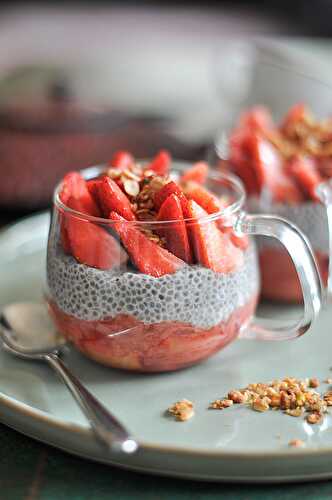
[184,182,222,214]
[180,162,208,185]
[229,128,261,195]
[145,150,171,176]
[239,106,273,132]
[230,232,249,250]
[156,194,193,263]
[86,179,103,210]
[286,155,323,201]
[97,176,136,221]
[280,103,309,135]
[109,150,134,169]
[60,172,101,217]
[186,200,243,273]
[59,172,101,254]
[248,134,303,203]
[154,181,187,211]
[109,211,185,277]
[65,197,127,269]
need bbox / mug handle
[316,180,332,300]
[235,212,323,341]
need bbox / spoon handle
[45,353,138,454]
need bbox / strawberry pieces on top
[186,200,243,274]
[59,151,249,276]
[156,194,193,263]
[229,104,328,203]
[109,211,185,277]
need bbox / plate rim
[3,211,332,482]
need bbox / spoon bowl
[0,302,138,455]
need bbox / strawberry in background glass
[226,104,330,302]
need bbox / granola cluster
[168,399,194,421]
[267,108,332,160]
[210,377,332,425]
[107,164,169,245]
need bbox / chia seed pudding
[46,153,260,372]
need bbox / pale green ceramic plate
[1,212,332,483]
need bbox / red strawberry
[60,172,101,216]
[247,134,303,203]
[286,155,323,201]
[59,172,101,254]
[229,128,261,195]
[239,106,273,132]
[109,211,185,277]
[281,103,309,136]
[97,176,136,221]
[230,232,249,250]
[186,200,243,273]
[86,179,103,210]
[156,194,193,263]
[66,197,127,269]
[184,182,222,214]
[180,162,208,185]
[145,150,171,176]
[154,181,187,211]
[109,150,134,169]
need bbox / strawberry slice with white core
[156,194,193,263]
[109,212,185,277]
[186,200,243,273]
[66,197,127,270]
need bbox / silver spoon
[0,302,138,455]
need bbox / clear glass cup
[46,162,323,372]
[213,41,332,303]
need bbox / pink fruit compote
[224,104,330,303]
[46,151,259,372]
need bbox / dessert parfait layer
[226,104,331,303]
[46,151,259,372]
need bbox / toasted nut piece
[143,169,155,178]
[289,439,305,448]
[228,390,246,404]
[306,412,322,425]
[107,168,122,179]
[122,169,141,182]
[280,391,292,410]
[123,179,140,197]
[168,399,194,421]
[210,399,233,410]
[309,378,320,388]
[252,397,270,412]
[269,395,281,408]
[285,407,303,417]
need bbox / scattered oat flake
[285,408,303,417]
[210,399,233,410]
[209,376,331,426]
[168,399,194,422]
[252,397,270,412]
[289,439,305,448]
[325,378,332,384]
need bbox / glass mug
[213,42,332,303]
[46,162,323,372]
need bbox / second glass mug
[46,162,323,372]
